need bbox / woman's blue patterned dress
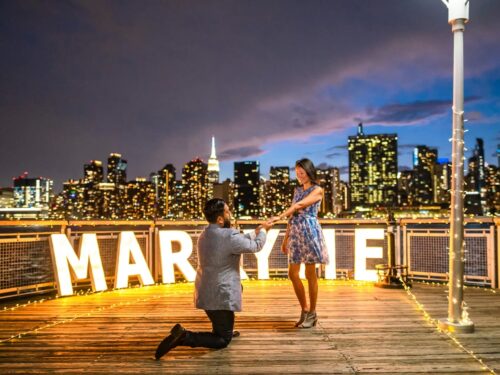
[287,185,329,264]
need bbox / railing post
[375,212,407,289]
[153,225,160,283]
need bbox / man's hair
[203,198,226,223]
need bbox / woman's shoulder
[312,184,323,192]
[306,184,322,193]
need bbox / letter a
[114,232,154,289]
[159,231,196,283]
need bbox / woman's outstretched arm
[273,186,323,221]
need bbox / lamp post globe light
[438,0,474,334]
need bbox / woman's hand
[281,237,288,254]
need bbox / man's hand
[254,220,273,236]
[261,219,274,231]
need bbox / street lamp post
[438,0,474,334]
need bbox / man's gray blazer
[194,224,266,312]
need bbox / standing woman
[272,158,329,328]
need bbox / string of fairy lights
[399,277,497,375]
[412,279,497,295]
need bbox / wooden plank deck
[0,280,498,374]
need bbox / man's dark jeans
[182,310,234,349]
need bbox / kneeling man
[155,198,272,359]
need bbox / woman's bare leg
[305,264,318,312]
[288,264,308,311]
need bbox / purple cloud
[218,146,266,161]
[363,97,481,125]
[326,152,342,159]
[326,145,348,151]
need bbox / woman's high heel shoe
[299,311,318,328]
[294,310,308,327]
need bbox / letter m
[49,234,107,296]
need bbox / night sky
[1,0,499,191]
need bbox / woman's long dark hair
[295,158,318,185]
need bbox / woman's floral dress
[287,185,329,264]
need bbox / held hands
[255,219,275,235]
[261,219,274,231]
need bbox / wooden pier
[0,280,499,374]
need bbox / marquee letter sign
[242,229,280,280]
[158,230,196,283]
[323,229,337,280]
[355,228,384,282]
[114,231,154,289]
[49,233,107,297]
[49,227,387,296]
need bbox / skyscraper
[413,146,438,205]
[182,158,209,219]
[234,161,260,218]
[96,181,126,219]
[82,160,104,218]
[107,153,127,185]
[125,178,156,219]
[330,167,344,216]
[265,166,292,216]
[348,123,398,208]
[465,139,487,215]
[84,160,104,184]
[0,188,14,208]
[316,168,334,216]
[156,164,176,218]
[484,164,500,215]
[57,179,85,219]
[13,172,53,209]
[397,170,413,206]
[213,178,234,212]
[466,139,484,189]
[172,180,184,219]
[207,137,220,184]
[339,181,350,211]
[434,159,452,206]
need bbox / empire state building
[208,136,220,184]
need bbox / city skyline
[3,128,498,219]
[1,1,499,188]
[4,127,498,194]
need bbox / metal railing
[0,218,498,299]
[401,218,497,288]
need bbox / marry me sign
[49,228,386,297]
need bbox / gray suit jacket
[194,224,266,312]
